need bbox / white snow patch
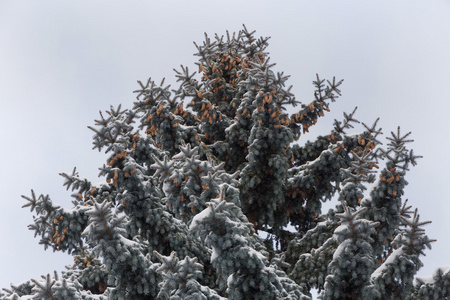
[333,239,351,260]
[333,224,347,235]
[245,246,266,260]
[177,124,194,131]
[162,180,172,197]
[81,223,93,237]
[233,233,247,244]
[189,206,213,230]
[119,235,140,248]
[227,274,234,287]
[415,275,434,285]
[371,247,404,280]
[317,221,328,227]
[211,246,218,262]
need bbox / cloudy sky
[1,0,449,292]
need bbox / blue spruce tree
[2,26,448,299]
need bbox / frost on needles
[2,26,449,299]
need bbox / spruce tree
[2,26,448,299]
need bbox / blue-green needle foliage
[3,26,447,299]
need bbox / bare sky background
[1,0,450,293]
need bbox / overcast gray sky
[1,0,450,292]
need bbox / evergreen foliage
[2,26,448,299]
